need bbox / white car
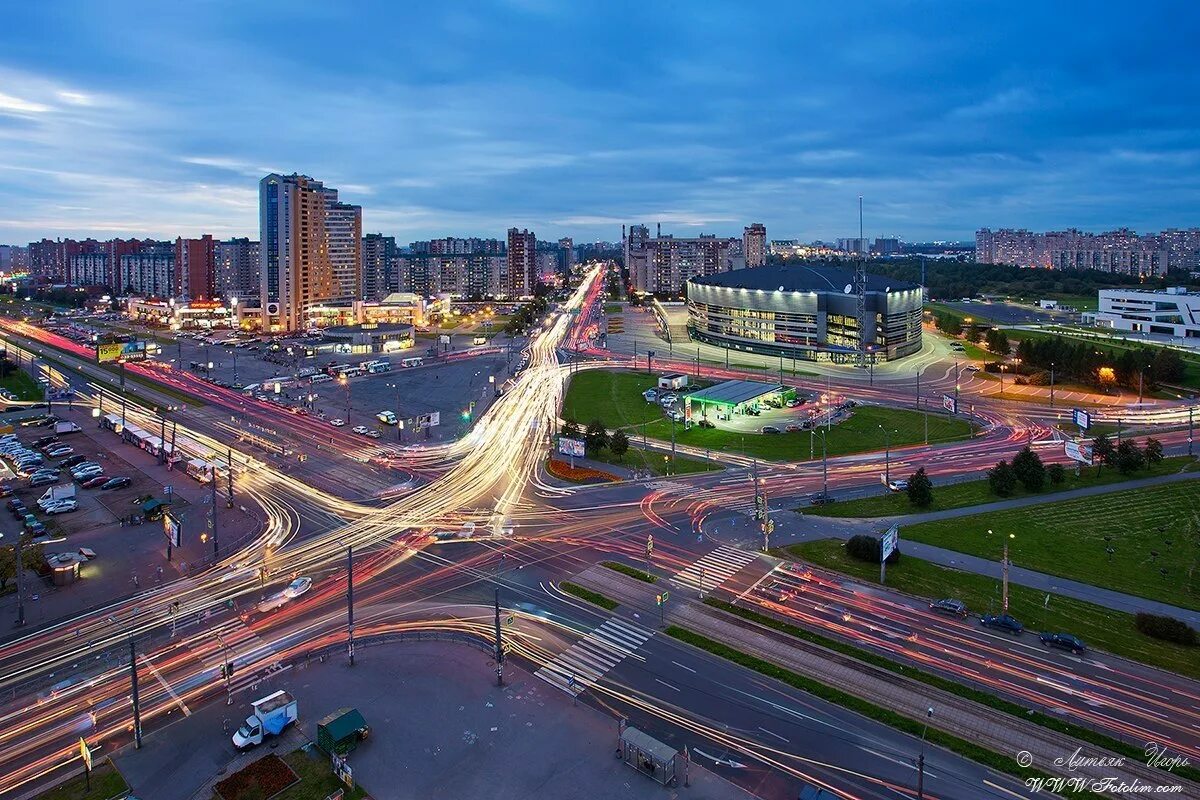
[352,425,369,435]
[365,430,381,439]
[887,479,909,492]
[283,577,312,598]
[329,419,346,427]
[43,499,77,514]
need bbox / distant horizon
[1,2,1197,244]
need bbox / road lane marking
[757,726,789,743]
[139,654,190,717]
[655,678,680,692]
[671,660,696,673]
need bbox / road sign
[505,614,515,626]
[942,394,957,414]
[1072,408,1091,431]
[557,437,585,457]
[646,534,653,555]
[1065,440,1094,465]
[79,737,92,770]
[656,591,670,605]
[880,525,899,561]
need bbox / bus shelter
[619,726,678,786]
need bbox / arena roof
[689,265,917,294]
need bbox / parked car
[785,423,802,433]
[33,436,58,448]
[61,455,88,468]
[928,598,968,618]
[0,485,12,498]
[46,447,74,458]
[980,613,1024,635]
[28,473,57,487]
[25,520,45,536]
[329,419,346,427]
[1039,632,1086,654]
[101,477,132,490]
[43,499,77,515]
[352,425,369,435]
[79,475,108,488]
[887,479,909,492]
[785,398,803,408]
[761,425,782,435]
[365,430,381,439]
[809,492,834,506]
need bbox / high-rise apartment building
[976,227,1172,275]
[743,223,767,267]
[624,224,649,270]
[395,254,505,298]
[506,228,537,298]
[835,238,870,255]
[215,238,260,300]
[69,253,112,288]
[558,237,575,273]
[326,198,362,302]
[119,243,175,297]
[260,173,362,332]
[626,231,745,295]
[361,233,397,301]
[175,235,216,301]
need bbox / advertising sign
[880,524,899,561]
[438,334,451,345]
[163,511,181,548]
[1072,408,1091,431]
[557,437,586,457]
[79,737,92,771]
[684,395,693,428]
[1065,440,1094,465]
[942,394,958,414]
[97,340,147,363]
[417,411,441,429]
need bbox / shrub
[1047,463,1066,485]
[1011,446,1046,492]
[845,534,899,565]
[988,460,1017,496]
[906,467,933,508]
[1135,613,1197,646]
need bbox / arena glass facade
[686,265,922,363]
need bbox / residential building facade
[743,223,767,267]
[506,228,536,298]
[175,235,216,301]
[625,231,745,295]
[976,227,1180,275]
[326,198,362,302]
[215,237,260,300]
[361,233,397,301]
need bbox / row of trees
[0,536,44,591]
[1014,336,1186,391]
[985,438,1163,497]
[930,315,1012,357]
[503,294,551,335]
[863,259,1166,302]
[561,418,630,460]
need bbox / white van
[310,374,332,384]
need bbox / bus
[367,361,391,374]
[401,357,423,368]
[324,363,350,377]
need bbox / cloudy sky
[1,1,1197,245]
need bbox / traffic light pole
[130,636,142,749]
[493,588,504,686]
[347,544,355,666]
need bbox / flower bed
[545,458,619,484]
[215,753,299,800]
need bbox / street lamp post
[917,706,933,800]
[990,529,1016,612]
[880,426,892,486]
[1049,362,1055,408]
[998,363,1005,394]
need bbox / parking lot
[0,405,261,628]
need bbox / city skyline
[0,2,1198,244]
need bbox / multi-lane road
[0,268,1197,799]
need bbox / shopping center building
[686,265,922,362]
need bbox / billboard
[438,334,451,345]
[97,340,147,364]
[163,511,181,548]
[1065,440,1094,465]
[558,436,586,457]
[1071,408,1091,431]
[684,395,693,427]
[942,394,958,414]
[417,411,441,429]
[880,524,899,561]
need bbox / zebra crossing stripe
[536,617,655,695]
[672,545,759,590]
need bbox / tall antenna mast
[854,196,868,368]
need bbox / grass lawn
[789,539,1200,679]
[588,444,718,475]
[34,761,128,800]
[1006,328,1200,392]
[270,748,368,800]
[958,341,994,361]
[604,304,623,314]
[0,368,42,400]
[642,404,974,462]
[810,456,1195,518]
[562,370,662,428]
[901,480,1200,610]
[926,302,997,325]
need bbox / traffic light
[656,594,663,606]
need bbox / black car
[929,598,968,617]
[1039,632,1086,654]
[980,613,1024,635]
[61,454,88,468]
[100,476,132,490]
[809,492,834,506]
[33,436,58,448]
[37,416,60,427]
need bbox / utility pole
[917,707,932,800]
[120,361,127,430]
[1049,363,1055,408]
[1189,406,1194,457]
[226,447,234,508]
[210,471,219,558]
[97,386,104,427]
[915,367,921,411]
[820,430,828,498]
[347,545,355,666]
[159,412,167,465]
[882,427,891,486]
[14,533,25,627]
[645,534,654,576]
[130,636,142,749]
[493,588,504,686]
[217,631,232,705]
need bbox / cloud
[0,91,51,115]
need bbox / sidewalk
[575,565,1198,796]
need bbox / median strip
[601,561,657,583]
[559,582,618,610]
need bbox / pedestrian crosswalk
[644,480,690,494]
[672,545,760,591]
[723,497,759,516]
[536,617,654,696]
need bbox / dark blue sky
[1,1,1197,244]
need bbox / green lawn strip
[900,481,1200,611]
[604,304,623,314]
[1005,329,1200,391]
[586,445,718,475]
[32,760,128,800]
[957,341,995,361]
[0,369,43,400]
[926,302,997,325]
[560,581,618,610]
[705,596,1200,783]
[808,456,1193,518]
[664,626,1085,797]
[563,370,662,429]
[601,561,658,583]
[98,364,209,408]
[789,539,1200,680]
[640,405,973,463]
[273,748,369,800]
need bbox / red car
[81,476,109,489]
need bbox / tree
[1114,439,1145,474]
[1145,437,1164,466]
[988,460,1018,497]
[965,325,983,344]
[609,430,630,461]
[985,328,1011,356]
[0,537,44,591]
[1047,463,1067,485]
[846,534,900,565]
[1011,446,1046,492]
[1091,433,1115,474]
[561,418,581,440]
[906,467,934,508]
[584,419,609,454]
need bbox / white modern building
[1094,287,1200,340]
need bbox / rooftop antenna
[854,196,868,368]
